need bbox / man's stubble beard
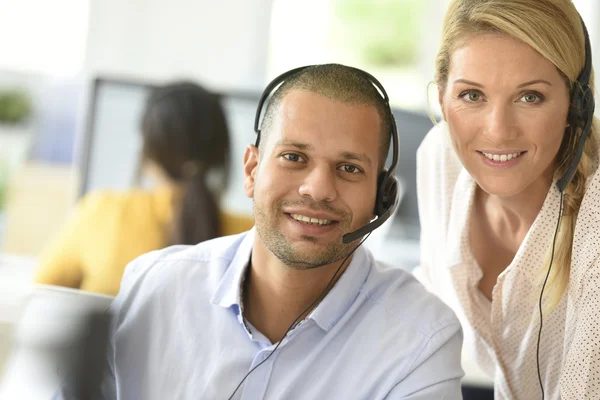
[253,198,363,270]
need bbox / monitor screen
[390,108,434,233]
[78,78,259,215]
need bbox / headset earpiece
[568,83,592,127]
[556,17,595,193]
[375,170,399,217]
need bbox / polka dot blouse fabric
[414,123,600,399]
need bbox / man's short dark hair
[259,64,393,171]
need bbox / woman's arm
[34,194,100,288]
[560,257,600,399]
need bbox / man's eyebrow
[274,139,315,151]
[341,151,372,167]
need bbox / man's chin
[277,244,348,270]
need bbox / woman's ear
[243,144,259,198]
[438,86,447,121]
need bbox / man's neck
[243,240,352,344]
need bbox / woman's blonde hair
[436,0,599,309]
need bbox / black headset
[253,64,400,244]
[537,16,595,400]
[557,17,596,192]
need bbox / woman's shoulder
[219,210,255,236]
[573,155,600,236]
[581,161,600,223]
[77,188,170,220]
[569,161,600,281]
[79,188,149,208]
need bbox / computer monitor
[78,77,259,215]
[78,77,433,235]
[390,108,434,234]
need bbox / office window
[0,0,89,76]
[268,0,448,113]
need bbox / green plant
[0,160,7,211]
[0,89,32,124]
[333,0,426,67]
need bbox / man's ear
[243,144,260,198]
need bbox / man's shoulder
[351,260,463,379]
[118,232,250,297]
[363,261,460,337]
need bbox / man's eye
[283,153,302,162]
[339,164,361,174]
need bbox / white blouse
[414,123,600,399]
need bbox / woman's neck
[477,171,554,241]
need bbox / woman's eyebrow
[517,79,552,88]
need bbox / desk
[1,162,77,256]
[0,284,113,400]
[0,253,37,322]
[462,351,494,389]
[0,253,37,377]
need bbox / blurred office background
[1,0,598,262]
[0,0,597,395]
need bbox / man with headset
[95,64,463,399]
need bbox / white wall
[574,0,600,95]
[84,0,275,92]
[0,0,88,77]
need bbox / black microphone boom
[342,197,398,244]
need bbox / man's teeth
[291,214,332,226]
[481,151,523,162]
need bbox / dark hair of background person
[140,81,230,245]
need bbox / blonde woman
[415,0,600,398]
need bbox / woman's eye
[459,90,483,103]
[520,93,543,103]
[283,153,302,162]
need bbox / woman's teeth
[481,151,523,162]
[291,214,332,226]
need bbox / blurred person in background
[33,82,254,296]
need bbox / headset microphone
[342,196,397,244]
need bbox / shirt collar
[210,228,254,309]
[445,167,477,269]
[309,245,371,332]
[510,181,561,280]
[210,228,372,333]
[444,166,563,281]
